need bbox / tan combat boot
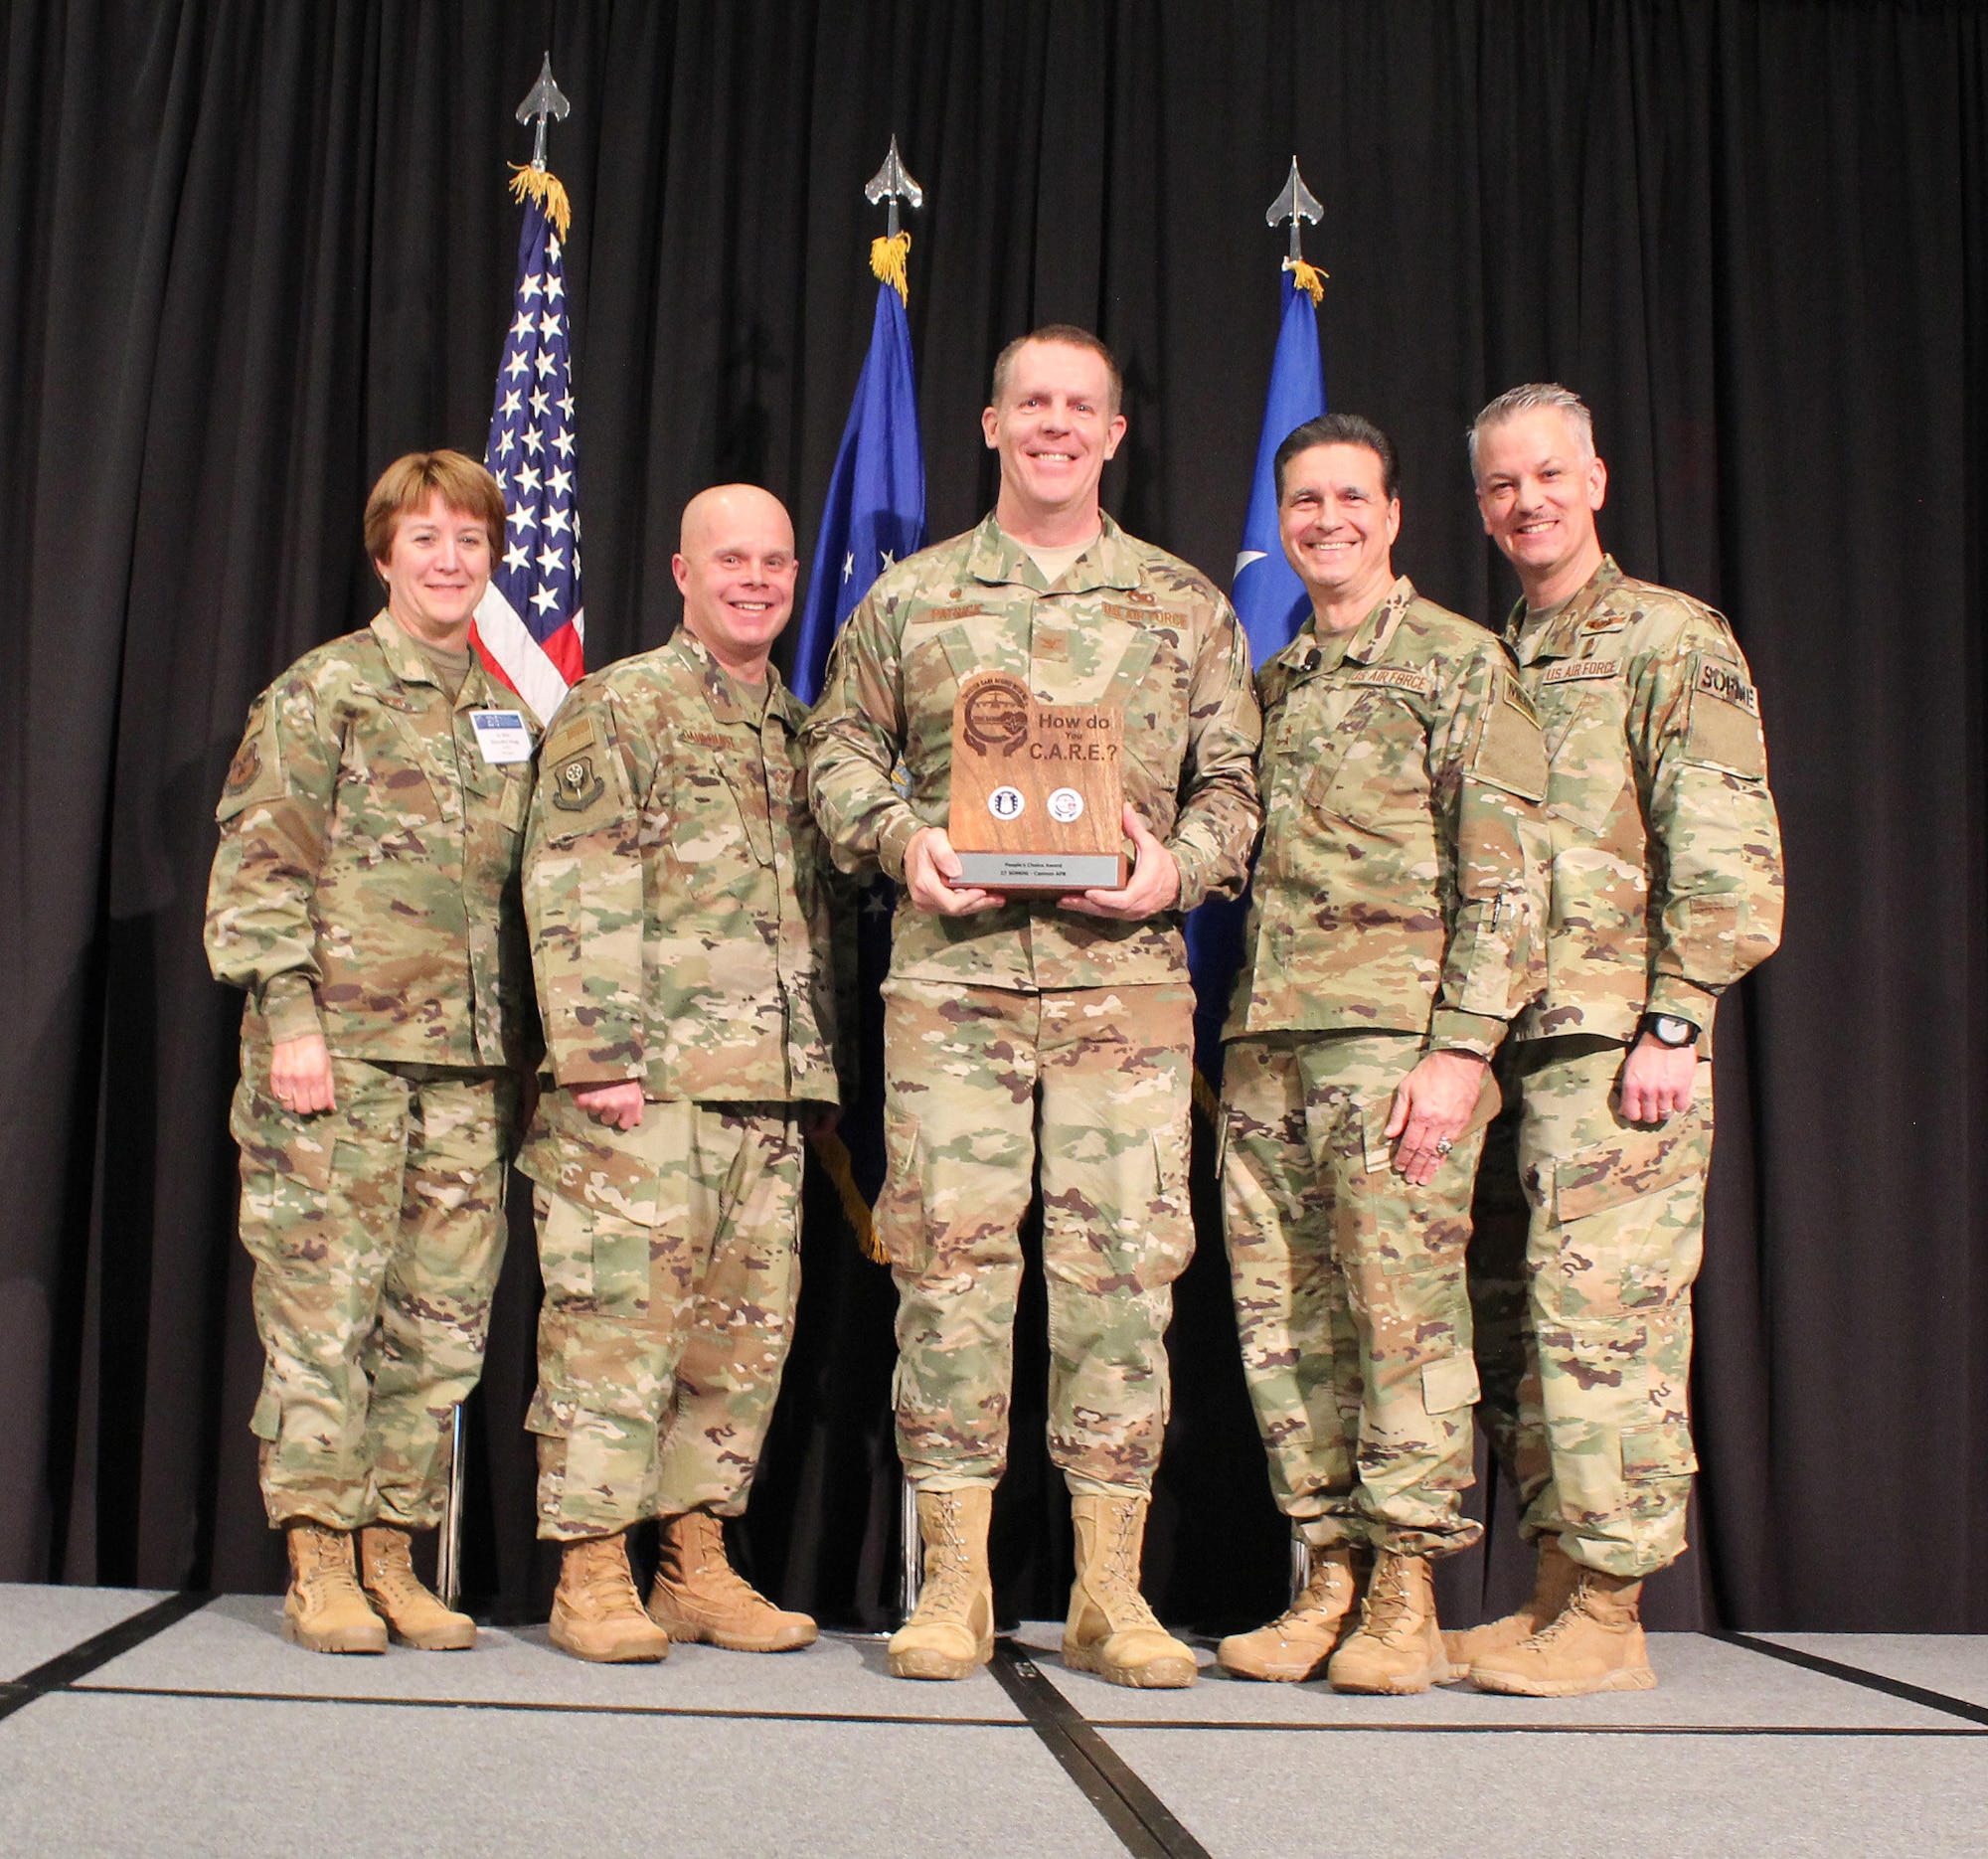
[1326,1549,1452,1694]
[888,1487,996,1680]
[1063,1494,1197,1689]
[1469,1566,1656,1696]
[357,1524,477,1650]
[647,1511,817,1652]
[1217,1543,1364,1682]
[549,1533,671,1663]
[283,1521,388,1654]
[1441,1532,1580,1675]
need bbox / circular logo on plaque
[987,785,1026,821]
[961,677,1031,757]
[1048,787,1084,823]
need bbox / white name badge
[470,709,533,764]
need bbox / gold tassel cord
[1284,255,1328,305]
[1192,1066,1223,1129]
[809,1126,888,1265]
[509,163,573,239]
[871,231,911,303]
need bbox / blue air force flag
[1186,268,1327,1095]
[792,281,927,703]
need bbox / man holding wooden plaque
[804,325,1260,1689]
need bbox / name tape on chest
[1101,600,1170,626]
[1538,656,1622,686]
[924,604,990,623]
[1342,664,1437,699]
[469,709,533,763]
[1694,658,1758,716]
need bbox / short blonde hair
[363,450,505,563]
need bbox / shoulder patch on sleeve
[1471,673,1550,802]
[216,697,287,821]
[538,710,626,835]
[1682,651,1766,777]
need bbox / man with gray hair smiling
[1454,384,1784,1695]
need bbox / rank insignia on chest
[552,755,604,811]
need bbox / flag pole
[441,52,585,1607]
[1261,157,1330,1606]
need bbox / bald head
[672,484,798,682]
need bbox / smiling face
[1277,441,1402,621]
[374,491,494,646]
[1473,406,1608,602]
[671,484,797,679]
[982,339,1126,534]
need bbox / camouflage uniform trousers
[1466,1034,1713,1578]
[526,1095,804,1540]
[1222,1032,1487,1557]
[232,1053,516,1531]
[878,979,1195,1498]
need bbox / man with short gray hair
[1452,385,1783,1695]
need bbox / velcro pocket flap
[1553,1114,1705,1223]
[1682,651,1766,778]
[518,1113,660,1227]
[1421,1354,1482,1415]
[1472,675,1550,802]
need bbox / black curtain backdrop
[3,0,1983,1633]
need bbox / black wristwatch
[1639,1013,1700,1049]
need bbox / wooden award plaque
[946,671,1128,893]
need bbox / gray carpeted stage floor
[2,1586,1983,1857]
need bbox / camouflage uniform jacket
[205,613,540,1067]
[1506,557,1783,1048]
[803,512,1262,991]
[526,626,840,1103]
[1225,579,1551,1058]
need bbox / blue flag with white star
[1229,271,1327,665]
[792,282,926,703]
[795,277,927,1246]
[1186,269,1326,1098]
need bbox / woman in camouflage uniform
[207,452,540,1652]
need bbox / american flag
[472,186,583,723]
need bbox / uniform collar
[370,611,492,708]
[1508,555,1627,659]
[669,624,800,729]
[1339,576,1416,665]
[964,510,1143,594]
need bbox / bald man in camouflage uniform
[523,484,841,1663]
[806,326,1260,1688]
[1216,416,1551,1693]
[1451,385,1784,1696]
[208,451,538,1655]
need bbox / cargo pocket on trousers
[877,1105,929,1273]
[1137,1126,1196,1288]
[1420,1354,1482,1415]
[1551,1113,1705,1226]
[1622,1422,1699,1483]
